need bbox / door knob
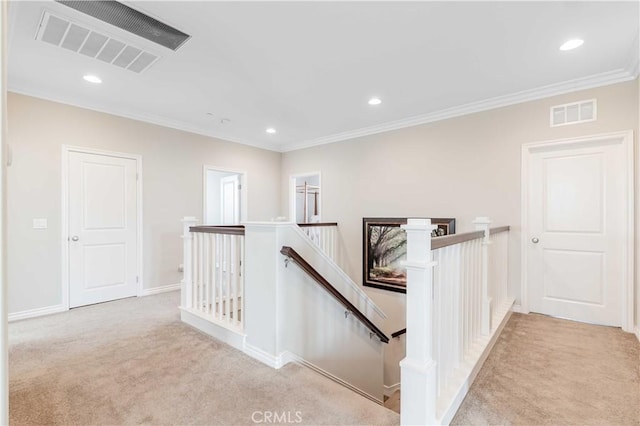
[71,236,79,242]
[531,237,539,244]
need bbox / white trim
[384,382,401,398]
[289,171,322,223]
[61,145,144,310]
[138,283,180,297]
[243,342,287,369]
[9,67,636,156]
[8,304,66,322]
[280,69,636,152]
[8,85,281,153]
[283,350,383,405]
[202,165,248,225]
[636,327,640,343]
[437,300,513,425]
[520,131,634,332]
[180,307,246,351]
[510,304,527,314]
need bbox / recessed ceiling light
[266,128,276,134]
[559,39,584,51]
[368,97,382,106]
[83,74,102,84]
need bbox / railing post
[400,218,438,426]
[473,216,492,335]
[181,216,198,309]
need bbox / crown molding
[7,83,282,153]
[280,68,637,153]
[627,30,640,78]
[9,64,637,156]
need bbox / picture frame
[362,217,456,293]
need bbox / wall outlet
[178,264,184,272]
[33,218,47,229]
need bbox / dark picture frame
[363,217,456,293]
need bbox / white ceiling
[7,1,640,152]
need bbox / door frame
[289,171,322,223]
[520,130,634,332]
[61,145,143,310]
[202,165,247,224]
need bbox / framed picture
[431,218,456,237]
[363,218,408,293]
[363,217,456,293]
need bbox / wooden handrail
[297,222,338,228]
[280,246,389,344]
[490,225,510,235]
[391,328,406,339]
[432,226,510,250]
[432,230,484,250]
[190,225,245,236]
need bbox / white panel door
[527,137,629,326]
[68,151,138,308]
[220,175,240,225]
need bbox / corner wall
[7,92,281,315]
[280,79,640,384]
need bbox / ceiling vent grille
[550,99,597,127]
[36,11,160,74]
[55,0,190,51]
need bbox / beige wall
[7,93,281,314]
[280,79,639,384]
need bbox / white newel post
[400,218,438,426]
[473,216,492,335]
[181,216,198,309]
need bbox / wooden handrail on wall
[190,225,245,236]
[297,222,338,227]
[280,246,389,344]
[391,328,406,339]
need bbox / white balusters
[489,228,509,318]
[299,224,337,261]
[181,219,245,332]
[402,217,511,426]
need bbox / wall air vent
[55,0,190,51]
[36,11,160,74]
[550,99,597,127]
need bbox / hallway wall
[7,93,281,315]
[280,79,640,385]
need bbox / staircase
[179,217,512,424]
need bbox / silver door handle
[531,237,539,244]
[71,236,79,242]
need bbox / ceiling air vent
[550,99,597,127]
[55,0,190,51]
[36,11,160,74]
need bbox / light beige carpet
[452,312,640,425]
[9,291,399,425]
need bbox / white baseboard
[243,343,290,369]
[9,304,67,322]
[139,283,181,296]
[284,351,383,405]
[635,326,640,343]
[384,382,401,397]
[511,303,527,314]
[180,307,246,351]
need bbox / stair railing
[181,218,245,331]
[297,222,338,261]
[281,245,389,343]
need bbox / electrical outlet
[178,264,184,272]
